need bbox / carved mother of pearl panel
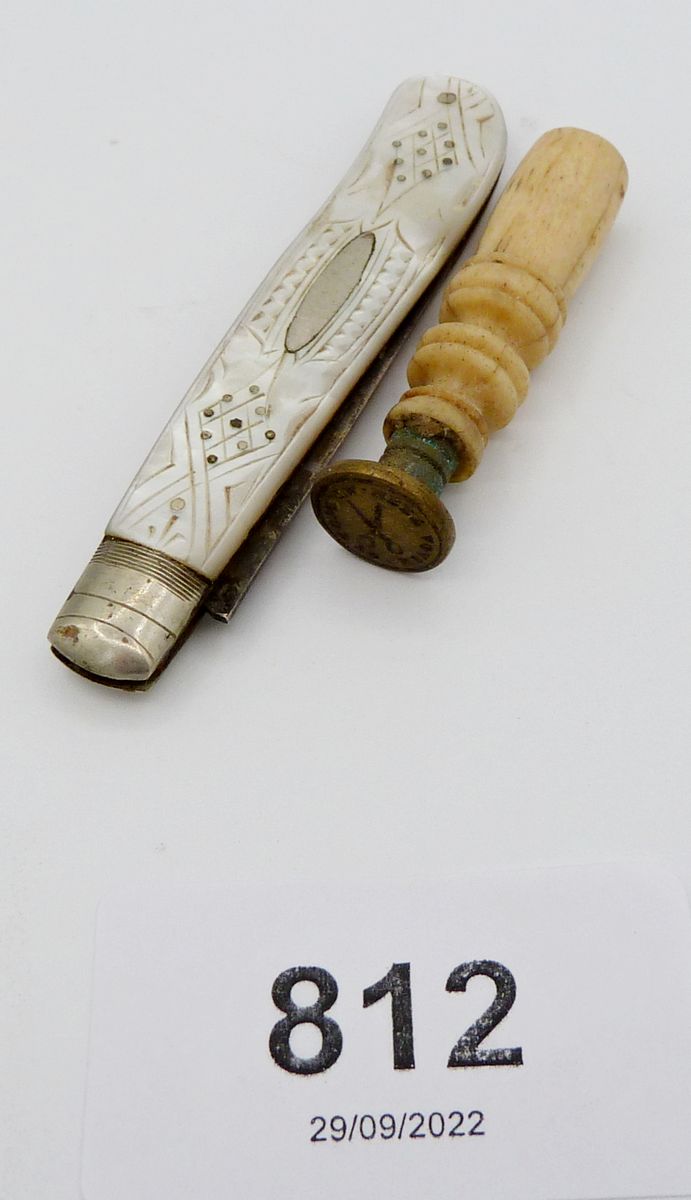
[107,77,506,579]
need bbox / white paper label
[82,864,691,1200]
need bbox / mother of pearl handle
[49,76,506,684]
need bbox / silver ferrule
[48,538,209,685]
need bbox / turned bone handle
[386,128,628,481]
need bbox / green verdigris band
[380,427,459,497]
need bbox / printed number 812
[269,959,523,1076]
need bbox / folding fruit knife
[48,76,506,687]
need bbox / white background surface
[82,869,691,1200]
[2,1,690,1197]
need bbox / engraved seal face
[311,462,455,572]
